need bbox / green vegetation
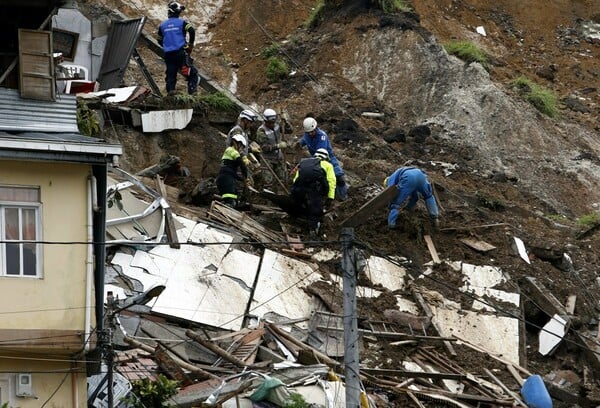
[577,212,600,226]
[266,57,289,82]
[546,213,568,222]
[123,375,179,408]
[512,76,559,118]
[165,91,237,111]
[476,191,505,210]
[284,393,310,408]
[444,40,489,69]
[76,100,101,136]
[305,0,325,29]
[379,0,412,13]
[262,42,281,59]
[197,91,237,111]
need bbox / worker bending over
[385,167,439,229]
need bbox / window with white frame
[0,186,41,277]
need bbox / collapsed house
[89,166,599,407]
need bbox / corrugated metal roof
[97,17,146,91]
[0,88,78,133]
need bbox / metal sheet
[0,88,77,132]
[97,17,146,90]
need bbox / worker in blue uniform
[385,167,439,229]
[157,2,199,95]
[298,117,348,200]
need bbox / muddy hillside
[84,0,599,406]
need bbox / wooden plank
[186,330,248,368]
[460,237,496,252]
[505,364,524,386]
[360,368,466,380]
[565,295,576,315]
[520,277,569,317]
[423,235,441,264]
[483,368,527,407]
[340,185,398,227]
[155,175,180,248]
[411,288,456,356]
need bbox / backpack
[296,157,325,186]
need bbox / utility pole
[106,291,116,408]
[341,227,360,406]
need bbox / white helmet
[232,134,247,147]
[303,117,317,133]
[314,148,329,160]
[239,109,257,122]
[263,108,277,121]
[168,1,185,15]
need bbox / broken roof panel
[251,249,321,327]
[365,255,408,291]
[144,221,260,330]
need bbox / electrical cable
[39,371,70,408]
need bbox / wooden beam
[266,323,340,367]
[411,288,456,356]
[423,235,441,264]
[155,175,180,248]
[316,326,456,342]
[340,185,398,227]
[483,368,527,407]
[124,336,218,380]
[186,330,248,368]
[361,367,466,380]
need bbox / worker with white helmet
[226,109,258,157]
[255,108,288,190]
[157,2,199,94]
[216,134,250,208]
[298,116,348,200]
[287,148,336,238]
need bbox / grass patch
[163,92,237,111]
[512,76,559,118]
[379,0,412,13]
[577,212,600,226]
[197,91,237,111]
[444,40,489,70]
[262,42,281,59]
[305,0,325,29]
[266,57,288,82]
[476,191,505,210]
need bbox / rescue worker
[226,109,258,157]
[216,134,250,208]
[255,108,287,190]
[298,117,348,200]
[290,148,336,237]
[157,2,199,95]
[385,167,440,229]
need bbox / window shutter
[18,29,55,101]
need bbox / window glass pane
[23,243,37,276]
[0,186,39,202]
[22,208,36,241]
[6,243,20,275]
[5,208,19,240]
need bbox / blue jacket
[386,167,438,219]
[299,128,344,176]
[158,18,187,52]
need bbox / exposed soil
[83,0,600,405]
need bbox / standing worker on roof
[299,117,348,200]
[255,108,288,190]
[385,167,439,229]
[290,148,336,238]
[157,2,199,95]
[216,134,250,208]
